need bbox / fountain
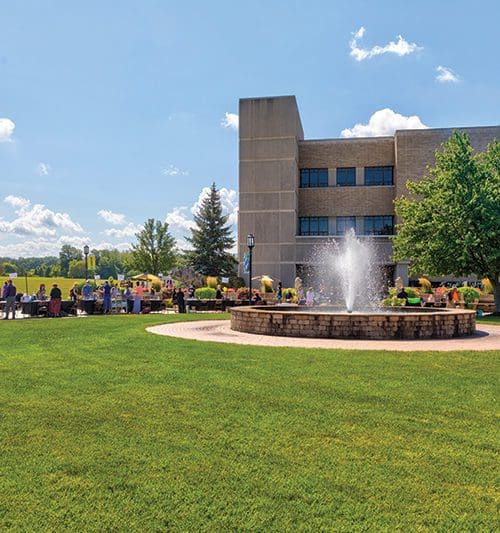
[230,230,476,339]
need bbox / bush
[419,277,432,293]
[195,287,216,299]
[458,286,481,307]
[381,288,405,307]
[405,287,420,298]
[206,276,218,289]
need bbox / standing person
[188,284,195,298]
[3,279,17,319]
[215,285,223,300]
[103,281,112,314]
[49,283,62,317]
[69,283,79,302]
[277,281,283,303]
[2,280,9,300]
[125,284,134,313]
[306,287,315,307]
[82,280,93,300]
[133,281,143,314]
[176,288,186,313]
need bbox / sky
[1,0,499,258]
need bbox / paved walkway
[147,319,500,352]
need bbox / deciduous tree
[130,219,176,275]
[393,132,500,312]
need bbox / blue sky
[1,0,499,257]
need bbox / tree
[130,219,176,274]
[59,245,83,277]
[186,183,236,276]
[68,259,87,278]
[393,131,500,312]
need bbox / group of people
[2,280,62,319]
[276,281,315,306]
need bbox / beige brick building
[238,95,499,287]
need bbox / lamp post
[247,234,255,305]
[83,245,89,280]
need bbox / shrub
[195,287,216,299]
[405,287,420,298]
[206,276,218,289]
[419,277,432,293]
[482,278,494,294]
[381,288,405,307]
[458,286,481,307]
[261,275,274,293]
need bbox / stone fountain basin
[230,305,476,340]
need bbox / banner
[243,252,250,274]
[9,272,18,279]
[88,254,96,270]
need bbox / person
[103,280,112,313]
[252,292,262,304]
[448,286,460,307]
[3,279,17,319]
[36,283,47,300]
[125,284,134,313]
[69,283,79,302]
[285,290,293,303]
[277,281,283,303]
[133,281,143,314]
[188,284,195,298]
[305,287,314,306]
[82,280,93,300]
[397,287,408,304]
[49,283,62,317]
[2,280,8,300]
[215,285,223,300]
[176,287,186,313]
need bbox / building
[238,95,499,287]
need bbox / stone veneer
[230,306,476,340]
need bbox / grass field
[4,276,84,297]
[0,314,498,530]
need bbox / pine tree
[186,183,236,276]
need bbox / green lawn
[478,313,500,325]
[0,314,498,531]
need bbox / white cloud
[97,209,126,225]
[341,108,428,138]
[221,112,239,130]
[37,162,51,176]
[349,26,422,61]
[1,195,83,237]
[5,195,31,213]
[165,207,196,232]
[162,164,189,177]
[103,222,142,239]
[0,118,15,142]
[436,65,460,83]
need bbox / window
[364,216,394,235]
[364,166,393,186]
[300,168,328,188]
[299,217,329,236]
[336,216,356,235]
[336,167,356,186]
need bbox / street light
[83,245,89,280]
[247,234,255,305]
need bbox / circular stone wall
[230,306,476,340]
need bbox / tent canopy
[131,274,162,283]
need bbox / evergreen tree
[186,183,236,276]
[130,219,176,275]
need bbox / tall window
[300,168,328,188]
[336,216,356,235]
[364,166,393,186]
[336,167,356,186]
[299,217,329,236]
[364,216,394,235]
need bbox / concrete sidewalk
[147,319,500,352]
